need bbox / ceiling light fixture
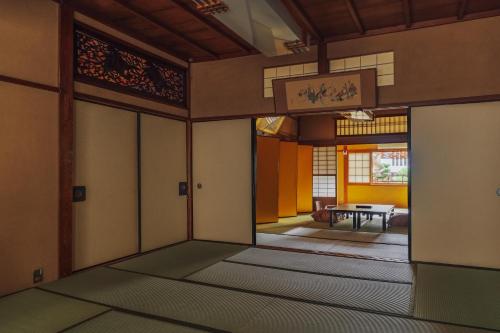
[192,0,229,15]
[341,108,374,122]
[284,39,310,54]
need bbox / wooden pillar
[59,0,75,277]
[317,41,329,74]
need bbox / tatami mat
[414,264,500,331]
[112,240,247,279]
[257,233,409,261]
[40,267,274,332]
[226,247,414,283]
[239,299,489,333]
[284,227,408,245]
[0,288,108,333]
[66,311,208,333]
[187,261,413,315]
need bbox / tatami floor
[257,213,409,261]
[1,240,499,333]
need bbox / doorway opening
[254,109,410,262]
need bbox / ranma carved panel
[74,25,187,108]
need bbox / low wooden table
[326,204,395,231]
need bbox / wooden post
[317,41,329,74]
[59,0,75,277]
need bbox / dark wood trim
[251,119,257,247]
[402,0,412,28]
[137,113,143,252]
[407,107,412,262]
[73,5,190,61]
[74,93,188,121]
[317,41,328,74]
[0,74,59,93]
[111,0,218,59]
[335,133,408,145]
[186,120,193,240]
[192,113,273,122]
[74,22,188,109]
[345,0,365,34]
[58,0,75,278]
[325,9,500,43]
[280,0,322,41]
[169,0,255,53]
[457,0,469,20]
[379,93,500,109]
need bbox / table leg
[352,212,357,230]
[357,212,361,229]
[329,210,333,227]
[382,213,387,232]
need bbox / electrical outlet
[497,188,500,197]
[33,268,43,284]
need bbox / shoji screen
[412,102,500,268]
[278,141,298,217]
[256,136,280,223]
[193,119,253,244]
[297,145,313,213]
[73,101,138,270]
[140,114,187,252]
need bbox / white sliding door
[192,119,253,244]
[73,101,138,270]
[140,114,187,252]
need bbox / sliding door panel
[140,114,187,252]
[278,141,298,217]
[256,136,279,223]
[193,119,253,244]
[297,145,313,213]
[73,101,138,270]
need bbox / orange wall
[297,145,313,213]
[256,136,280,223]
[278,141,298,217]
[338,144,408,208]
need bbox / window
[348,152,370,183]
[263,62,318,98]
[313,146,336,197]
[372,151,408,184]
[330,52,395,86]
[336,115,407,136]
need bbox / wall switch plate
[33,268,43,284]
[73,186,86,202]
[496,188,500,197]
[179,182,188,196]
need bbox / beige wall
[412,102,500,269]
[0,1,59,86]
[0,0,60,295]
[0,83,59,295]
[191,16,500,118]
[74,13,189,118]
[73,101,138,270]
[192,119,253,244]
[141,114,187,252]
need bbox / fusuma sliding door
[192,119,253,244]
[140,114,187,252]
[73,101,138,270]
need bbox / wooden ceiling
[71,0,500,62]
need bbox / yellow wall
[337,144,408,208]
[297,145,313,213]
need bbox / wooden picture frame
[273,69,377,114]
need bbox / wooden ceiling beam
[168,0,255,53]
[280,0,323,42]
[457,0,469,20]
[111,0,218,59]
[71,2,191,61]
[402,0,412,28]
[345,0,364,34]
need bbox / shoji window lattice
[336,115,407,136]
